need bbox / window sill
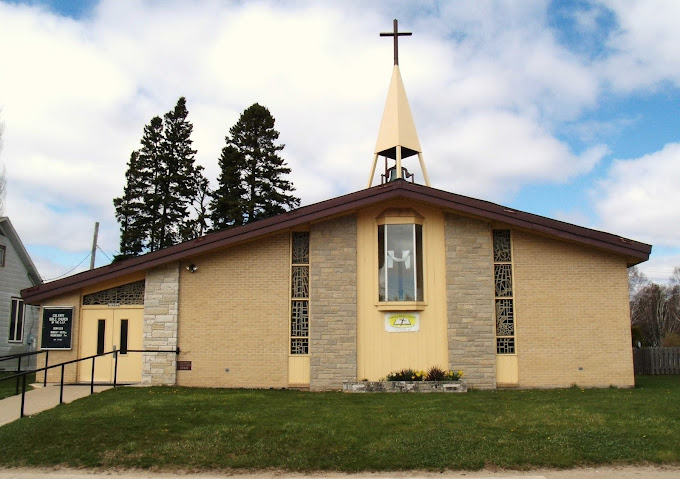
[376,302,427,311]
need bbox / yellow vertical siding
[288,356,310,385]
[357,200,448,380]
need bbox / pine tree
[181,164,211,240]
[113,152,146,260]
[211,103,300,230]
[137,115,165,251]
[114,97,207,258]
[211,144,247,228]
[157,97,200,248]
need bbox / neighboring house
[0,217,42,370]
[20,41,652,390]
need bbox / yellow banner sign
[385,312,419,332]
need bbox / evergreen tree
[181,164,211,240]
[157,97,200,248]
[137,115,165,251]
[114,97,207,258]
[211,103,300,230]
[113,152,145,260]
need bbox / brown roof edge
[22,181,651,303]
[397,182,652,258]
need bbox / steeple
[367,19,430,188]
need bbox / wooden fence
[633,347,680,375]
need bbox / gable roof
[0,217,42,287]
[21,181,651,304]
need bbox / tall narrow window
[97,319,106,356]
[493,230,515,354]
[378,224,423,302]
[290,232,309,355]
[120,319,129,355]
[8,298,24,342]
[0,245,6,267]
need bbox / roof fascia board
[22,181,651,303]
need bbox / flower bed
[343,366,467,393]
[342,380,467,393]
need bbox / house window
[378,224,423,302]
[290,232,309,355]
[9,297,25,343]
[0,245,5,267]
[493,229,515,354]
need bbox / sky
[0,0,679,284]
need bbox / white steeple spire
[367,19,430,188]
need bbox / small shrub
[425,366,447,381]
[385,367,463,381]
[386,369,425,381]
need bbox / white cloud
[0,0,676,278]
[594,143,680,247]
[424,111,607,200]
[635,251,680,286]
[598,0,680,91]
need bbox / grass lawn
[0,375,678,471]
[0,372,35,400]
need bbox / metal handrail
[0,347,179,418]
[0,350,50,393]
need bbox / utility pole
[89,221,99,270]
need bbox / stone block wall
[142,262,179,385]
[445,214,496,389]
[310,214,357,390]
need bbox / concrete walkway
[0,383,112,426]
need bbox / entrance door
[79,308,143,383]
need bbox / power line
[96,245,113,262]
[42,252,91,282]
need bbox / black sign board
[41,307,74,350]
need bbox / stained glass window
[82,280,145,306]
[493,230,515,354]
[292,232,309,264]
[291,267,309,298]
[494,264,513,297]
[290,232,310,355]
[493,229,512,262]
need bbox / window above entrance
[376,209,424,306]
[82,280,145,306]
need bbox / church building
[22,21,651,390]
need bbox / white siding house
[0,217,41,370]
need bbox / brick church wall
[176,233,290,388]
[513,231,634,388]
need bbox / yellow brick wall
[176,233,290,388]
[38,292,82,384]
[513,230,634,388]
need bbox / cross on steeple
[380,19,412,66]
